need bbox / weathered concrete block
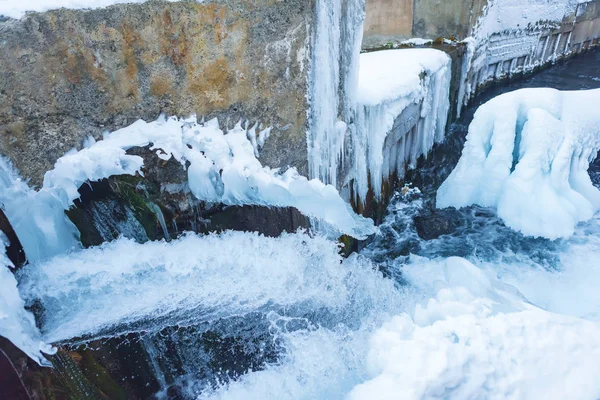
[0,0,313,186]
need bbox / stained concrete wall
[363,0,413,46]
[0,0,313,186]
[362,0,487,48]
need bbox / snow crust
[351,49,451,202]
[437,88,600,239]
[0,0,179,19]
[0,233,55,366]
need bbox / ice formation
[351,49,451,202]
[0,157,81,262]
[437,88,600,239]
[475,0,582,39]
[308,0,365,187]
[0,233,55,366]
[42,116,374,239]
[457,0,588,108]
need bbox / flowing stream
[11,50,600,399]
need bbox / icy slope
[437,88,600,239]
[351,49,451,203]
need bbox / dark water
[362,49,600,275]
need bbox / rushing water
[14,50,600,399]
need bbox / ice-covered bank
[350,49,451,203]
[437,88,600,239]
[47,116,374,239]
[0,115,374,269]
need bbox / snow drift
[437,88,600,239]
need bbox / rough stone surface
[0,0,312,187]
[414,208,462,240]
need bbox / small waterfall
[148,203,170,241]
[89,199,149,244]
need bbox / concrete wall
[363,0,413,46]
[0,0,313,186]
[362,0,487,48]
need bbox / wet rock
[414,208,462,240]
[0,209,26,268]
[65,145,309,246]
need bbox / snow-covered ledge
[348,48,451,205]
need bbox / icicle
[307,0,366,187]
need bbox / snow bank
[351,49,451,202]
[0,233,55,366]
[348,256,600,400]
[0,0,179,19]
[437,88,600,239]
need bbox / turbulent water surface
[17,50,600,399]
